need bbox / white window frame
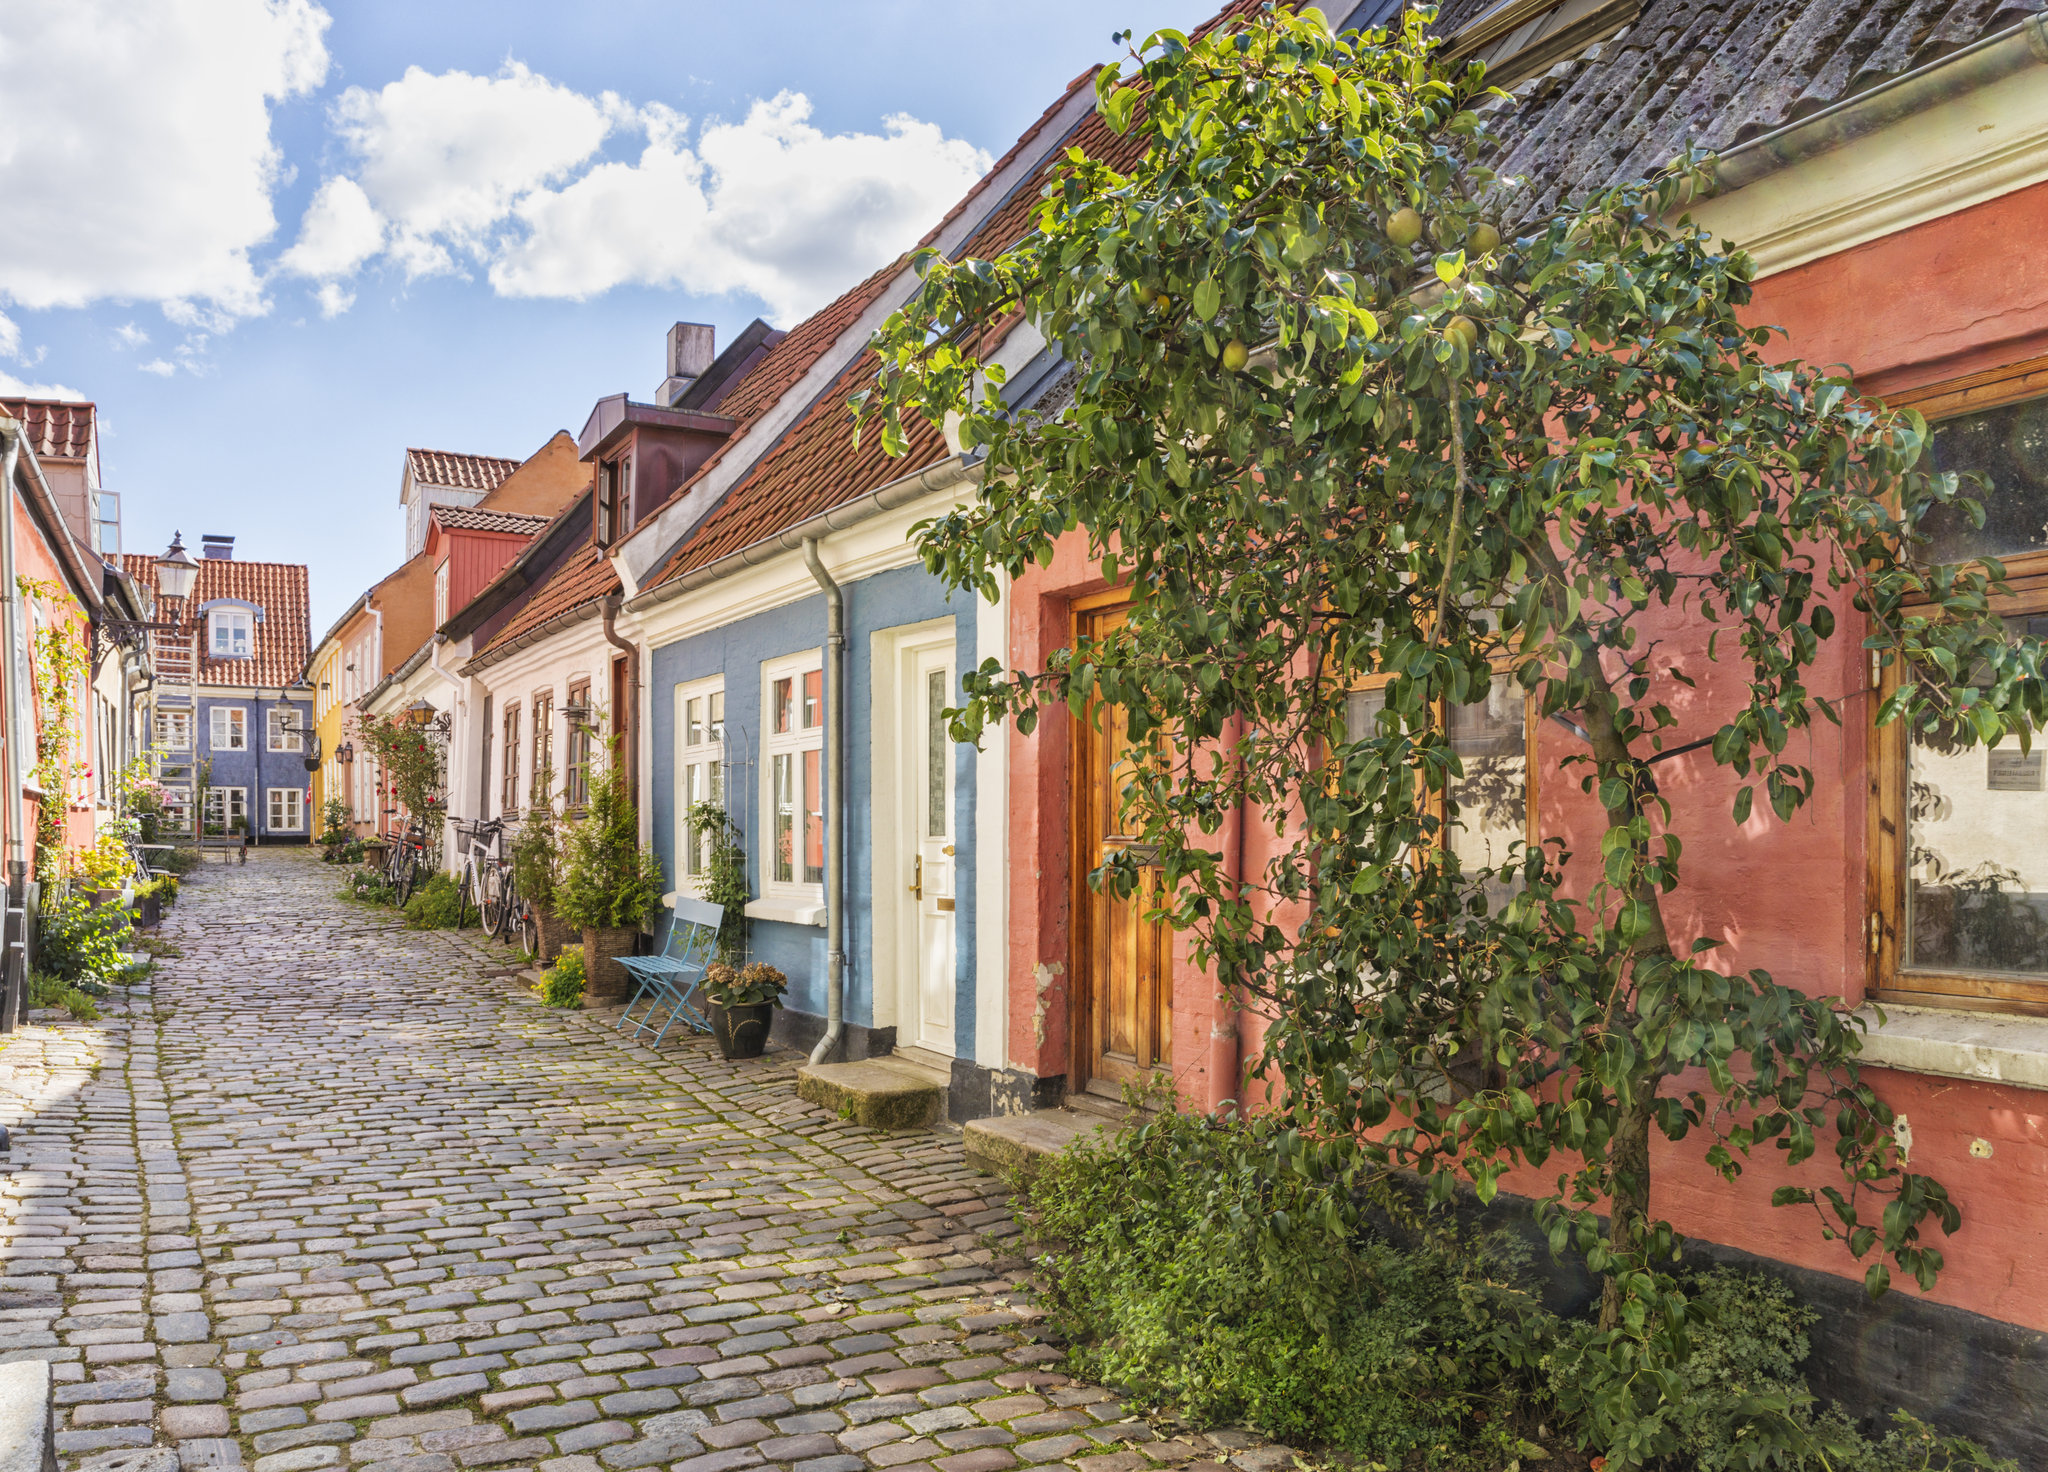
[267,707,304,753]
[209,608,254,659]
[203,786,248,833]
[673,676,727,893]
[758,649,825,918]
[155,709,192,752]
[209,706,247,752]
[267,787,305,833]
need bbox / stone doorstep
[0,1358,51,1472]
[796,1058,946,1130]
[961,1110,1116,1180]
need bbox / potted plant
[555,745,663,1002]
[702,961,787,1059]
[509,774,573,962]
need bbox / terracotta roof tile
[407,447,523,493]
[430,505,554,536]
[0,399,95,460]
[120,553,311,689]
[470,542,618,662]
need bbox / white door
[910,644,957,1054]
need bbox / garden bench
[199,835,247,865]
[617,897,722,1049]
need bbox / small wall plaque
[1987,749,2045,792]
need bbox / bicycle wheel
[481,866,507,936]
[396,849,421,905]
[517,900,539,958]
[456,865,476,929]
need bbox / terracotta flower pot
[582,925,637,1002]
[710,1002,775,1060]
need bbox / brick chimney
[202,534,235,560]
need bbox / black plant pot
[710,1002,775,1060]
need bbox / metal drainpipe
[802,538,845,1066]
[1207,715,1247,1117]
[598,597,640,807]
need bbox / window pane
[1907,615,2048,975]
[709,758,722,806]
[1447,675,1527,879]
[685,697,702,747]
[773,753,794,883]
[1923,397,2048,565]
[708,691,724,741]
[803,746,824,884]
[683,764,703,876]
[802,669,823,729]
[927,668,948,838]
[1345,687,1387,743]
[774,678,793,734]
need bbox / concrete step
[963,1108,1122,1179]
[797,1058,945,1129]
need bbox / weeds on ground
[29,970,101,1021]
[1024,1103,2014,1471]
[343,867,398,907]
[36,889,134,986]
[131,933,182,960]
[403,872,473,929]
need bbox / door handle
[910,855,922,900]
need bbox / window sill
[745,898,825,927]
[1854,1003,2048,1092]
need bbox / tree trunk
[1598,1093,1656,1331]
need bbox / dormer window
[595,456,630,547]
[210,609,254,659]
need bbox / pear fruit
[1445,315,1479,352]
[1387,207,1424,248]
[1468,222,1501,255]
[1221,338,1250,372]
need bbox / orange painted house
[981,0,2048,1456]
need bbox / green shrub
[538,948,585,1008]
[1027,1105,1552,1465]
[402,871,470,929]
[35,890,132,985]
[159,847,200,876]
[135,874,179,906]
[556,748,663,930]
[346,867,397,906]
[29,969,102,1020]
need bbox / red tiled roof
[470,542,617,663]
[430,505,553,536]
[121,553,311,689]
[0,399,95,460]
[647,0,1270,584]
[407,447,522,493]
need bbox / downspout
[598,597,640,807]
[803,538,845,1066]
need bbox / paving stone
[0,854,1288,1472]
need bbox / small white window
[203,786,248,834]
[267,787,305,832]
[267,707,304,752]
[674,677,726,885]
[434,560,450,626]
[761,651,825,904]
[210,706,247,751]
[210,609,254,659]
[155,709,192,751]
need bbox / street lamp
[336,741,354,764]
[405,698,437,726]
[155,532,200,602]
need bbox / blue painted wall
[164,693,317,838]
[648,562,978,1051]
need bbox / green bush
[29,969,101,1021]
[538,948,584,1008]
[159,847,200,876]
[1028,1105,1551,1465]
[346,866,397,906]
[135,874,179,906]
[402,871,471,929]
[556,748,663,931]
[35,890,132,985]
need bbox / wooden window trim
[1345,663,1541,857]
[1869,358,2048,1013]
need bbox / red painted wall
[1002,177,2048,1329]
[444,530,530,614]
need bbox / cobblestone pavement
[1,852,1288,1472]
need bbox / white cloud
[0,0,329,318]
[326,62,615,280]
[279,177,384,285]
[0,312,17,360]
[492,93,991,320]
[0,369,85,400]
[113,323,150,349]
[139,360,178,378]
[290,65,991,323]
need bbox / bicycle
[385,821,430,905]
[454,819,508,932]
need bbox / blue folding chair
[617,897,722,1047]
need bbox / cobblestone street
[0,853,1276,1472]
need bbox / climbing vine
[685,802,750,961]
[357,712,447,837]
[19,576,89,878]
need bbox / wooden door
[1073,599,1170,1094]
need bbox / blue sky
[0,0,1194,632]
